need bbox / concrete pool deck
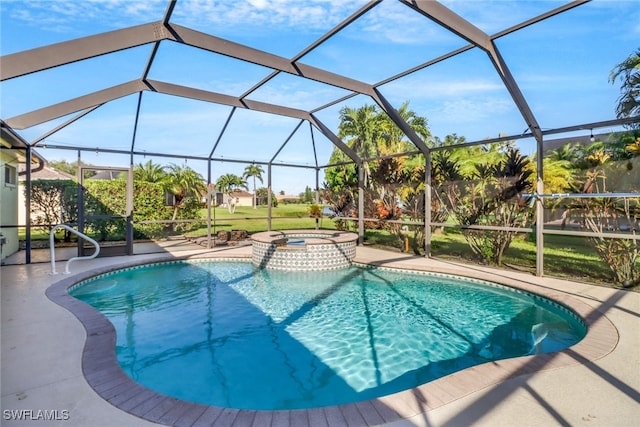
[1,244,638,426]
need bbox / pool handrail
[50,224,100,275]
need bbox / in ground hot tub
[251,230,358,270]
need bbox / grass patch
[184,204,337,236]
[18,205,635,289]
[364,227,630,288]
[428,230,623,287]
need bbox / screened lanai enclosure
[1,0,638,286]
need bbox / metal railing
[50,224,100,275]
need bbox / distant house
[227,190,254,207]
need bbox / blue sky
[1,0,638,195]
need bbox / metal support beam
[24,146,32,264]
[130,92,144,153]
[358,163,365,245]
[6,79,311,130]
[536,137,545,276]
[1,22,166,81]
[162,0,177,25]
[400,0,544,143]
[126,165,134,255]
[267,164,273,231]
[315,168,321,230]
[6,80,146,129]
[424,149,432,258]
[308,113,360,164]
[270,120,305,163]
[167,24,375,96]
[310,122,319,168]
[146,80,312,120]
[29,106,101,146]
[486,42,543,141]
[400,0,491,50]
[315,168,320,205]
[380,1,589,89]
[239,1,382,100]
[371,88,430,155]
[210,107,236,158]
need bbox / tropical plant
[164,164,206,224]
[255,187,278,207]
[320,182,355,231]
[367,157,405,241]
[338,104,382,187]
[626,136,640,156]
[134,160,167,183]
[243,163,264,209]
[569,196,639,287]
[441,148,534,265]
[215,173,248,214]
[338,104,381,159]
[609,47,640,129]
[378,101,431,154]
[328,102,433,240]
[323,162,359,228]
[308,203,323,230]
[565,140,640,286]
[547,142,580,164]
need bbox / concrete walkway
[1,245,638,426]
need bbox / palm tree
[134,160,166,183]
[338,104,381,159]
[378,101,431,154]
[215,173,248,214]
[164,164,206,222]
[547,142,580,164]
[338,105,382,188]
[243,164,264,209]
[609,47,640,129]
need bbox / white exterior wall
[234,195,253,207]
[0,150,20,260]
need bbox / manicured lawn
[19,203,634,289]
[184,204,337,236]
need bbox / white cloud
[3,0,167,32]
[175,0,368,32]
[382,76,505,100]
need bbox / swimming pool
[70,259,586,411]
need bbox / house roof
[1,120,46,164]
[230,190,253,198]
[17,164,75,181]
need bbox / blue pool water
[70,260,586,410]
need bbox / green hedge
[29,179,176,240]
[83,180,171,239]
